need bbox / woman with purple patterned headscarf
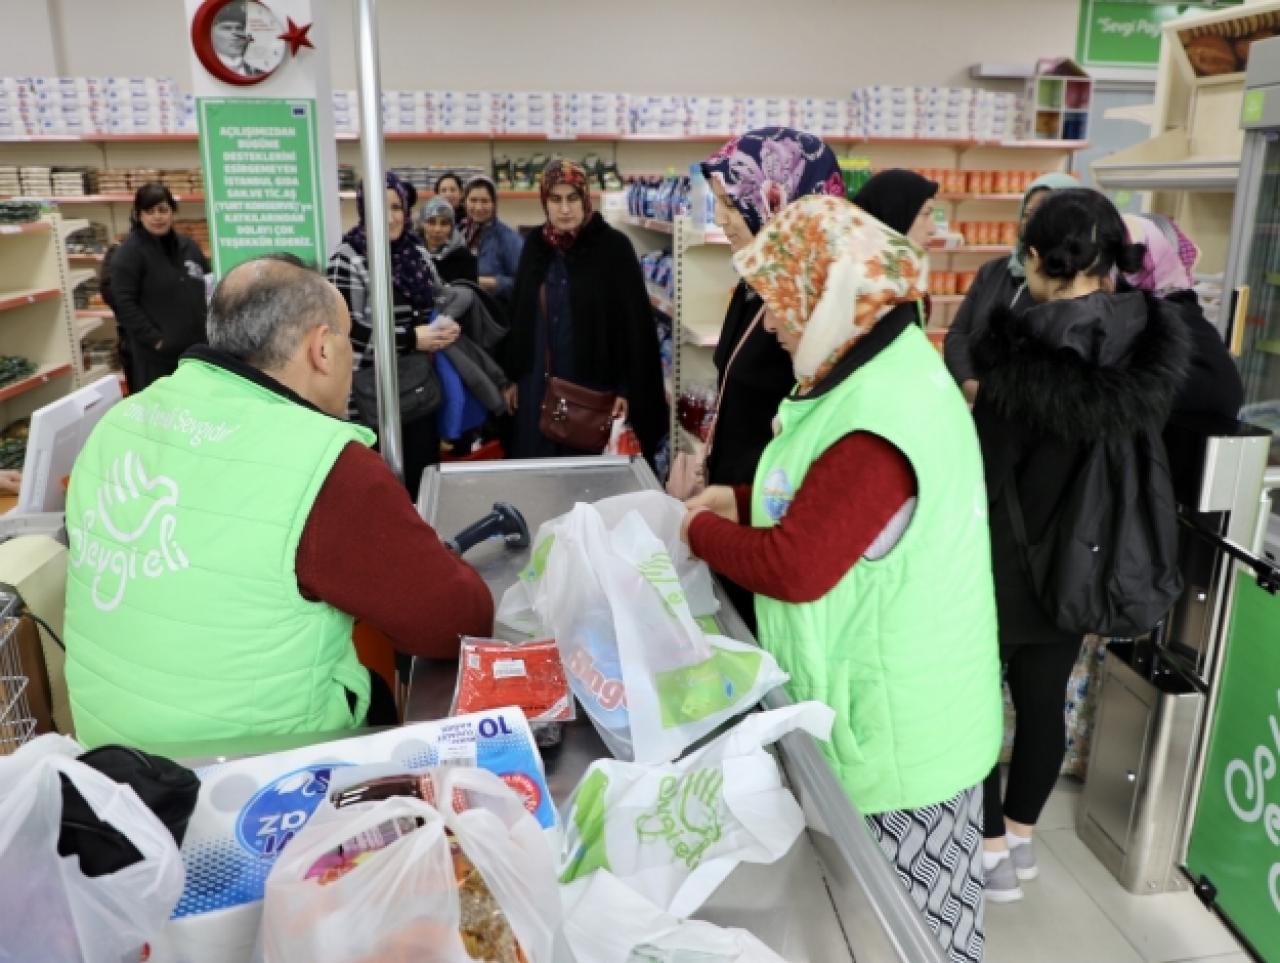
[691,127,845,632]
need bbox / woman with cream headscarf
[944,172,1079,402]
[681,194,1001,963]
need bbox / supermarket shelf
[0,132,1089,149]
[647,284,673,317]
[58,218,89,241]
[0,363,73,402]
[68,268,96,288]
[76,315,109,340]
[680,321,720,348]
[0,221,51,236]
[618,214,674,235]
[0,287,60,313]
[937,193,1024,202]
[81,362,113,382]
[931,244,1012,255]
[75,307,113,319]
[690,227,730,246]
[0,193,204,204]
[68,252,105,263]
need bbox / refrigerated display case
[410,456,950,963]
[1223,34,1280,560]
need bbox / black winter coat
[704,282,796,486]
[110,227,209,356]
[504,214,667,460]
[943,256,1027,386]
[972,290,1192,647]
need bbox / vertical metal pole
[354,0,403,480]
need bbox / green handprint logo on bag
[634,768,725,869]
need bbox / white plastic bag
[559,702,835,918]
[0,734,185,963]
[499,492,785,763]
[259,766,559,963]
[563,870,786,963]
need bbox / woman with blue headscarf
[944,172,1079,403]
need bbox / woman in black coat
[971,189,1192,902]
[503,160,665,463]
[110,182,210,391]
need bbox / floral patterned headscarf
[700,127,845,235]
[734,195,927,391]
[540,159,595,251]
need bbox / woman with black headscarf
[503,160,666,464]
[852,168,940,327]
[328,171,457,499]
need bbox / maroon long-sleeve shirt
[295,442,493,657]
[688,432,917,603]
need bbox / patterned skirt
[865,783,986,963]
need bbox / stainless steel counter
[409,456,947,963]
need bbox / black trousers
[398,414,440,503]
[983,637,1084,839]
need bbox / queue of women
[112,127,1242,963]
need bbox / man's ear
[305,323,331,374]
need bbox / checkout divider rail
[414,456,949,963]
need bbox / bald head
[207,255,344,370]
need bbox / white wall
[12,0,1080,96]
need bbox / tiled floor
[984,779,1249,963]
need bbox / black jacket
[504,214,667,460]
[110,227,209,356]
[431,244,479,286]
[973,290,1192,647]
[705,282,796,486]
[943,256,1026,386]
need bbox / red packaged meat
[450,637,574,723]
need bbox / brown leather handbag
[537,286,616,451]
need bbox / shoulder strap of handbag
[540,283,553,382]
[703,304,767,462]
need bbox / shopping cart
[0,591,35,756]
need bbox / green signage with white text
[197,97,326,275]
[1077,1,1243,69]
[1185,570,1280,960]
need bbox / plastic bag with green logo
[499,493,787,764]
[558,702,834,919]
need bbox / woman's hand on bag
[612,396,629,421]
[415,320,460,352]
[502,384,518,413]
[478,276,499,293]
[686,485,738,523]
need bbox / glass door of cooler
[1227,129,1280,559]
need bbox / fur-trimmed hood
[973,290,1191,441]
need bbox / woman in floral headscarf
[694,128,845,631]
[681,195,1001,963]
[503,159,666,462]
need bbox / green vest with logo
[753,326,1001,815]
[64,357,376,751]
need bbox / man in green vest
[64,255,494,751]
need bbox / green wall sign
[1077,1,1243,69]
[1185,570,1280,960]
[196,97,326,276]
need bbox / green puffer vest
[753,326,1002,814]
[64,357,375,750]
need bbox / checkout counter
[409,456,949,963]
